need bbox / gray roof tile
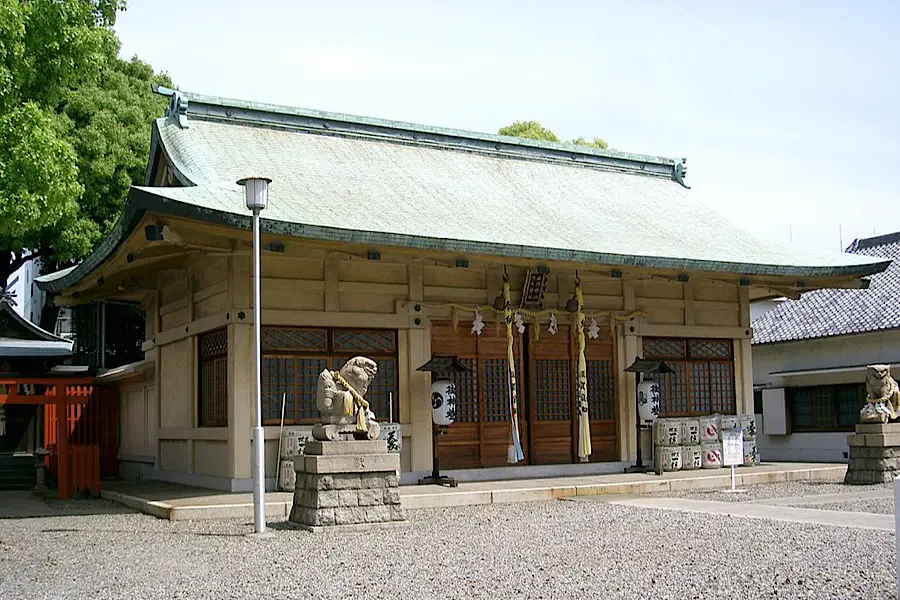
[752,233,900,344]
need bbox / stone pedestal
[845,423,900,484]
[289,440,406,531]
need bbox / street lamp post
[238,176,271,534]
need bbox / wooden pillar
[56,385,69,500]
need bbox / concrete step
[101,463,848,521]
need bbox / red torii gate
[0,376,116,499]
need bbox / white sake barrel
[431,379,457,426]
[699,415,719,443]
[655,445,682,472]
[701,442,723,469]
[718,415,739,440]
[743,440,758,466]
[279,459,296,491]
[681,445,702,470]
[740,414,757,440]
[681,419,701,445]
[281,427,313,458]
[653,419,682,446]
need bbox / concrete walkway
[582,495,895,531]
[745,488,894,507]
[100,462,847,521]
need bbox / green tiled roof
[37,90,890,293]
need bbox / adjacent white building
[5,259,44,325]
[751,232,899,462]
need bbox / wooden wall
[137,230,753,486]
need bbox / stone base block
[289,445,406,529]
[844,438,900,484]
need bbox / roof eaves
[752,324,900,346]
[0,299,73,344]
[36,194,148,294]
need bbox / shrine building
[36,89,889,491]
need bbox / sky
[114,0,900,255]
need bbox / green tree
[498,121,608,150]
[498,120,560,143]
[62,56,172,240]
[0,0,170,328]
[570,136,609,150]
[0,0,122,288]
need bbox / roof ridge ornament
[673,158,690,189]
[151,84,189,129]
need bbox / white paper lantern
[431,379,457,426]
[637,378,661,423]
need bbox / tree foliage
[570,136,609,150]
[498,120,559,143]
[0,0,170,295]
[498,121,608,150]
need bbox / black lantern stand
[624,357,674,474]
[415,356,471,487]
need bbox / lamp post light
[238,176,272,535]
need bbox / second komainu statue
[313,356,382,441]
[861,364,900,424]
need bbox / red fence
[0,378,117,499]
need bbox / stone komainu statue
[313,356,381,441]
[861,364,900,423]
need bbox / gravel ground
[0,494,895,600]
[654,481,894,503]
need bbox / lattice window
[450,358,479,423]
[688,339,732,359]
[333,330,396,354]
[688,363,710,413]
[642,338,686,359]
[790,389,814,429]
[812,387,836,428]
[709,362,735,413]
[260,327,398,425]
[645,337,736,416]
[198,329,228,427]
[481,359,510,422]
[533,359,572,421]
[656,362,689,414]
[837,386,864,428]
[200,329,228,359]
[587,359,615,420]
[359,356,396,420]
[263,357,327,422]
[262,327,327,352]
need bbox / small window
[198,329,228,427]
[789,384,864,431]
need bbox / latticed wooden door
[584,327,618,462]
[528,325,575,465]
[430,322,525,469]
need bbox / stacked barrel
[653,413,758,472]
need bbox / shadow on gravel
[0,491,135,520]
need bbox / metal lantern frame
[415,356,472,487]
[624,358,674,474]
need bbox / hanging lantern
[637,376,661,424]
[431,379,457,426]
